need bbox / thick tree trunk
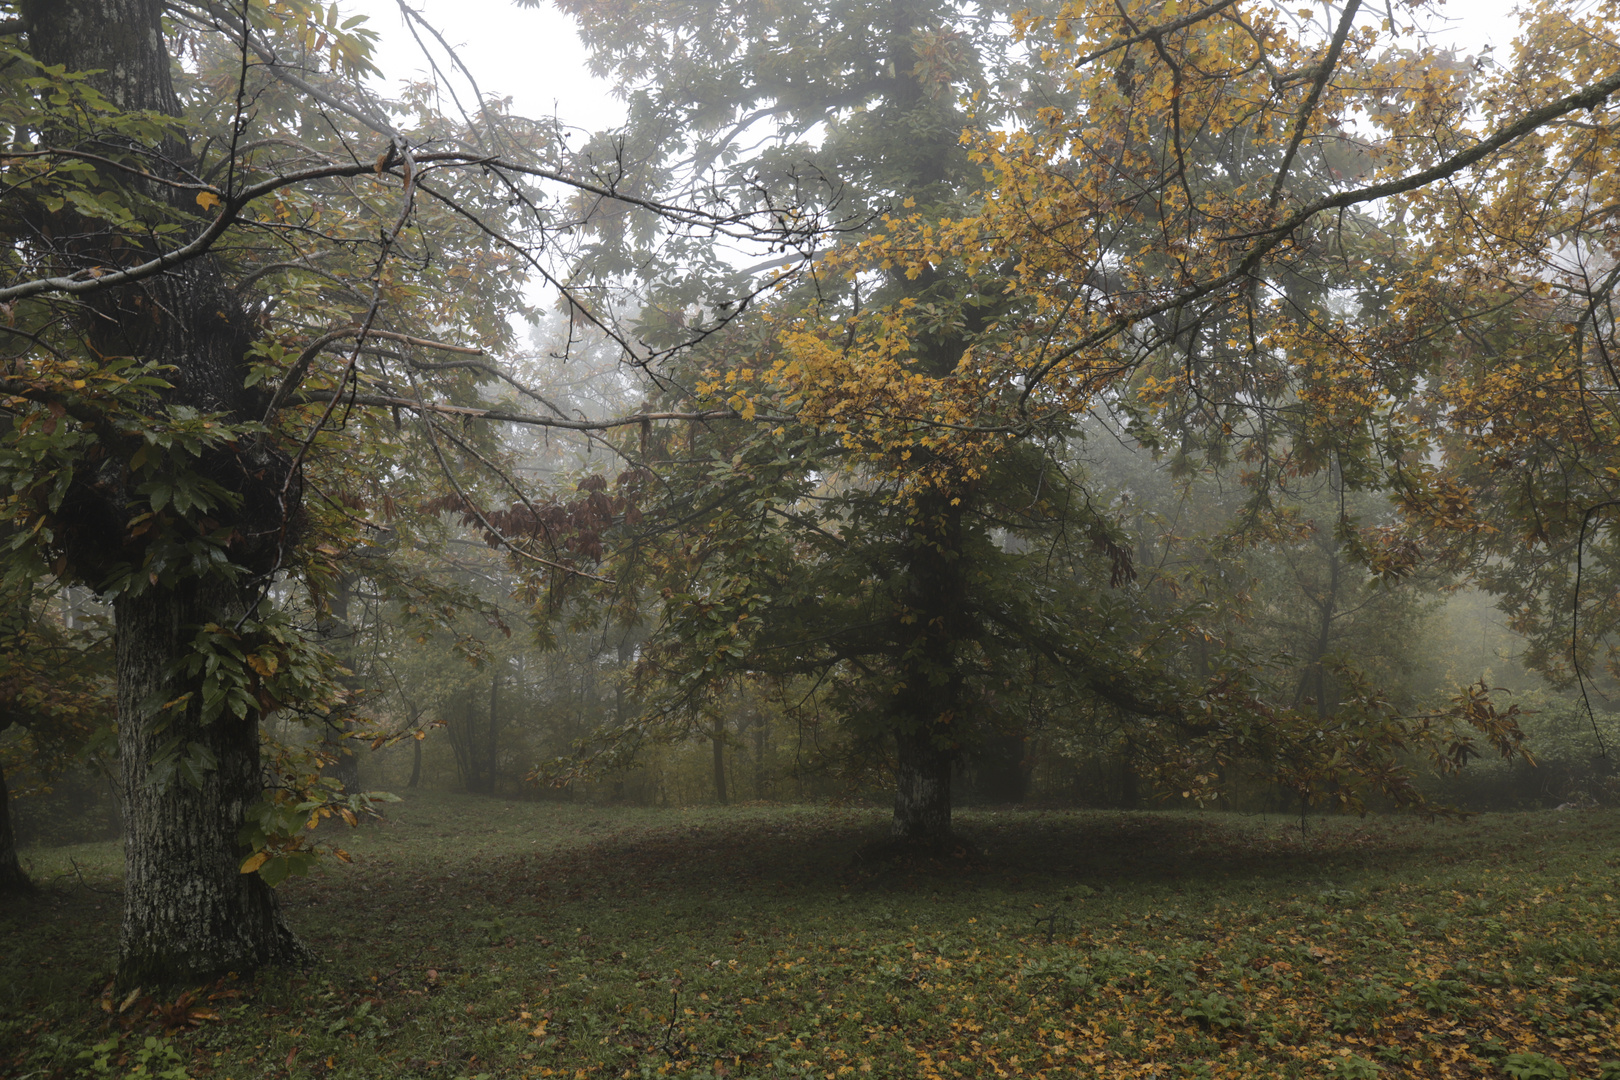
[0,758,32,894]
[115,582,308,988]
[22,0,309,986]
[892,722,952,847]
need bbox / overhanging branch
[285,390,770,431]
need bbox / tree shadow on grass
[352,808,1455,915]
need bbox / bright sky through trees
[341,0,1517,143]
[342,0,627,132]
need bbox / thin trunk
[407,719,423,790]
[321,575,361,795]
[752,709,769,800]
[711,719,729,805]
[486,666,500,795]
[1293,552,1341,718]
[448,691,476,791]
[115,582,308,987]
[404,704,424,790]
[0,757,32,894]
[972,730,1029,804]
[613,630,638,803]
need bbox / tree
[1373,3,1620,726]
[0,0,807,985]
[530,0,1620,845]
[547,0,1151,848]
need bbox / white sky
[340,0,626,134]
[339,0,1522,139]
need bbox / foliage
[522,0,1620,837]
[0,576,111,769]
[76,1033,191,1080]
[1424,691,1620,809]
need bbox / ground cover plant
[3,796,1617,1080]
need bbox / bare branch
[1,148,814,305]
[1070,0,1245,68]
[263,327,482,420]
[1267,0,1363,213]
[286,390,761,432]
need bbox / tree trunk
[711,718,729,805]
[407,730,422,790]
[887,493,966,849]
[892,721,953,847]
[115,582,308,988]
[320,575,362,795]
[971,730,1029,804]
[448,691,477,792]
[0,758,32,895]
[486,665,500,796]
[752,709,769,800]
[21,0,309,986]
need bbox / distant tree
[0,577,112,893]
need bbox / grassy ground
[2,796,1617,1080]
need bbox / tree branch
[1266,0,1363,213]
[1018,63,1620,409]
[1070,0,1245,68]
[284,390,763,432]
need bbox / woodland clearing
[3,796,1617,1080]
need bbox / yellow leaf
[196,190,222,211]
[240,850,269,874]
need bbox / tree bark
[115,582,307,987]
[21,0,310,986]
[0,757,32,895]
[892,721,953,847]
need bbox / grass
[3,795,1618,1080]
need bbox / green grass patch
[3,797,1618,1079]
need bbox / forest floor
[2,796,1617,1080]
